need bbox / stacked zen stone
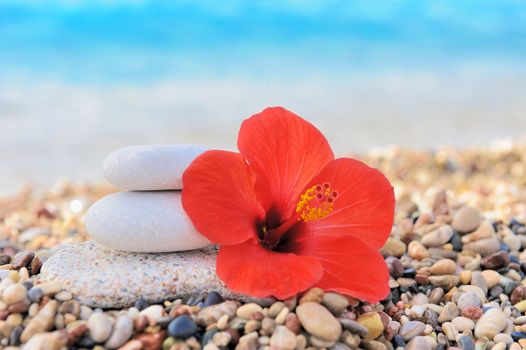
[85,144,211,252]
[40,145,246,308]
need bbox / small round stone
[430,258,457,275]
[236,303,263,320]
[457,292,482,310]
[2,284,27,305]
[296,302,342,342]
[381,238,406,257]
[421,225,454,247]
[442,321,458,341]
[356,312,384,341]
[270,325,297,349]
[339,319,368,337]
[54,291,72,301]
[212,331,232,347]
[452,316,475,332]
[458,335,475,350]
[406,336,432,350]
[88,312,114,343]
[204,291,224,307]
[322,292,349,316]
[408,241,429,260]
[438,302,459,323]
[167,315,198,339]
[104,315,133,349]
[299,288,324,304]
[269,302,286,318]
[399,321,425,341]
[474,308,507,339]
[139,305,165,322]
[494,333,513,344]
[452,206,482,233]
[134,298,149,311]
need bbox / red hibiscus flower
[182,107,395,302]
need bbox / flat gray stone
[85,191,211,252]
[103,144,208,190]
[40,241,245,308]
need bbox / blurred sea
[1,0,526,195]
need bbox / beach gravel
[1,141,526,348]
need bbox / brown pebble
[8,301,30,314]
[284,313,301,334]
[59,301,80,317]
[480,251,509,269]
[432,189,449,215]
[385,257,404,279]
[452,206,482,233]
[463,238,500,257]
[250,311,264,321]
[261,317,276,336]
[11,251,34,269]
[119,339,143,350]
[169,305,193,318]
[134,330,166,350]
[509,262,521,271]
[0,310,9,320]
[225,328,240,344]
[0,255,11,265]
[378,312,390,330]
[429,288,444,304]
[66,321,88,346]
[408,241,429,260]
[381,238,407,257]
[37,207,55,219]
[461,306,483,320]
[30,256,43,275]
[415,273,430,285]
[430,259,457,275]
[299,288,324,304]
[244,320,261,333]
[196,301,238,326]
[428,275,460,290]
[511,286,526,304]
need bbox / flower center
[259,182,338,250]
[295,182,338,222]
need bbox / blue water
[1,0,526,194]
[1,0,525,82]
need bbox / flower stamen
[296,182,338,222]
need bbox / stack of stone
[40,145,244,308]
[85,144,211,253]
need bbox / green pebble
[162,337,176,350]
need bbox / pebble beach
[1,139,526,350]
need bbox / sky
[0,0,525,193]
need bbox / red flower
[182,107,395,302]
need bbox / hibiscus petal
[238,107,334,225]
[182,150,265,245]
[304,157,395,249]
[288,232,390,303]
[217,238,324,299]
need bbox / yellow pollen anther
[295,182,338,222]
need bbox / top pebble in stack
[84,145,212,252]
